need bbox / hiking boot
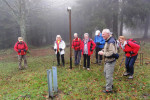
[103,90,113,93]
[103,85,114,89]
[24,66,28,69]
[98,60,102,65]
[123,72,129,76]
[57,64,60,66]
[19,68,22,70]
[128,75,133,79]
[94,60,98,64]
[87,68,90,71]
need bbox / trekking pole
[116,54,125,75]
[140,52,144,66]
[79,56,81,70]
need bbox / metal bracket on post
[52,66,58,92]
[47,67,58,98]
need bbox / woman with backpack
[119,36,140,79]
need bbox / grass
[0,43,150,100]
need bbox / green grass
[0,43,150,100]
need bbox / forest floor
[0,41,150,100]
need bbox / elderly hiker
[98,29,118,93]
[94,30,105,64]
[54,35,66,66]
[14,37,28,70]
[81,33,96,70]
[119,36,140,79]
[72,33,82,66]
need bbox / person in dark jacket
[72,33,82,66]
[119,36,140,79]
[94,30,105,64]
[14,37,28,70]
[98,29,118,93]
[81,33,96,70]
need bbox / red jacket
[120,41,140,57]
[81,38,96,56]
[14,41,28,55]
[72,38,82,51]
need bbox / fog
[0,0,150,49]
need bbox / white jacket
[54,40,66,55]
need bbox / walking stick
[116,54,125,75]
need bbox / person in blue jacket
[94,30,105,64]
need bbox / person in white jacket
[54,35,66,66]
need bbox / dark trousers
[57,52,65,65]
[125,55,138,75]
[95,47,103,61]
[83,54,90,68]
[74,50,81,65]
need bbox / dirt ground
[0,48,54,61]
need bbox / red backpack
[127,39,140,47]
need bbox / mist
[0,0,150,49]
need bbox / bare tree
[2,0,30,42]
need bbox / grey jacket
[103,36,118,63]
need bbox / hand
[24,49,26,52]
[59,48,63,51]
[18,49,21,53]
[98,51,104,55]
[96,42,101,45]
[130,51,134,54]
[90,48,93,51]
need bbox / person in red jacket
[119,36,140,79]
[72,33,82,66]
[14,37,28,70]
[81,33,96,70]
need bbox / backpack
[127,39,140,47]
[17,42,25,48]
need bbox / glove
[90,48,93,51]
[54,49,56,51]
[130,51,134,54]
[24,49,26,52]
[112,53,119,59]
[18,49,21,53]
[59,48,63,51]
[96,42,101,45]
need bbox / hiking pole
[140,52,144,66]
[116,54,125,75]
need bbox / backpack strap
[17,42,25,49]
[127,41,132,48]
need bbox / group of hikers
[14,28,140,93]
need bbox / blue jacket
[94,33,105,48]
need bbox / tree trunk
[143,14,150,38]
[119,0,124,36]
[19,18,26,42]
[112,0,119,39]
[19,0,27,42]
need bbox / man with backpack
[98,29,118,93]
[94,30,105,64]
[72,33,82,66]
[119,36,140,79]
[14,37,28,70]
